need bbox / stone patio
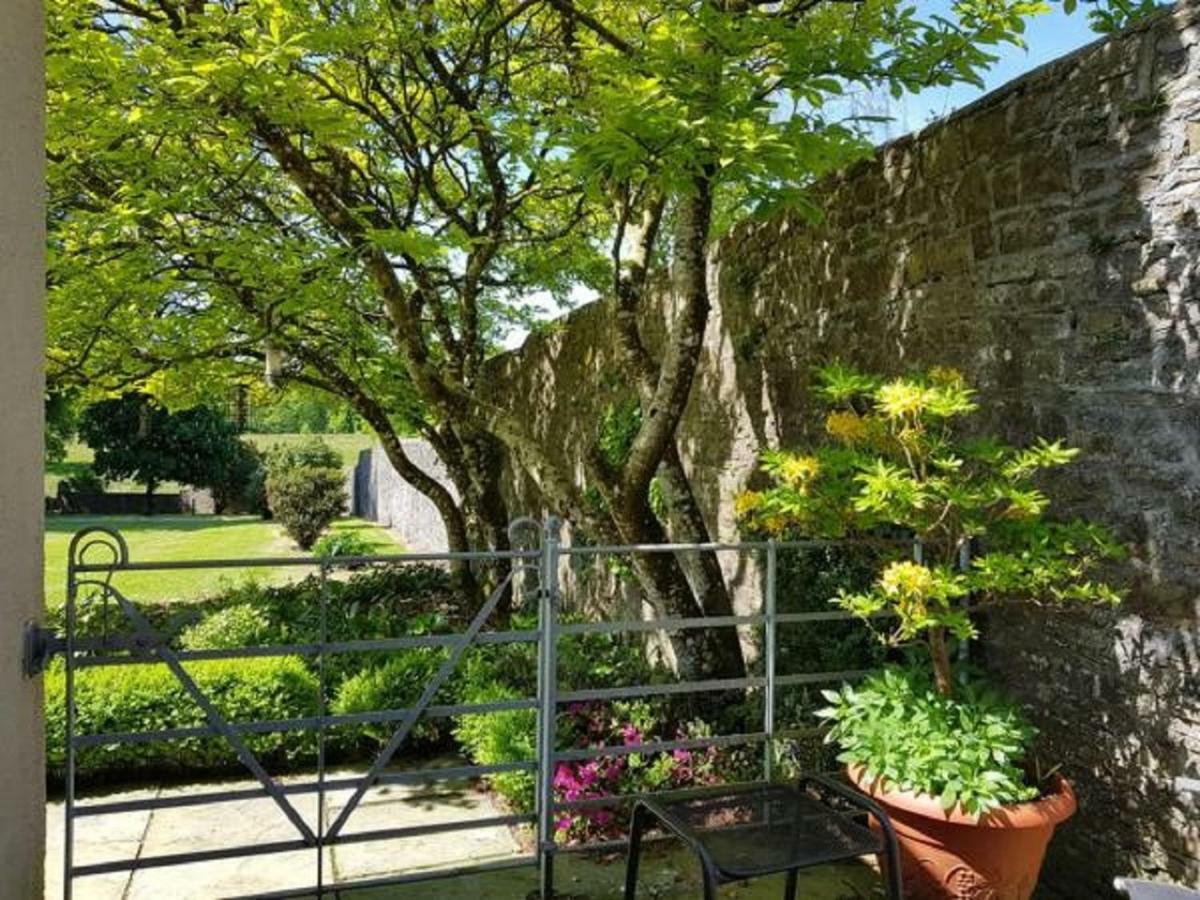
[47,760,882,899]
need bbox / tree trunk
[929,627,954,697]
[609,489,743,680]
[451,429,516,619]
[144,480,156,516]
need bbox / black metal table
[623,776,903,899]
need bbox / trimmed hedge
[45,656,319,782]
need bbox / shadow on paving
[294,847,884,899]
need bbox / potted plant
[737,364,1124,900]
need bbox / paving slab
[46,786,158,900]
[123,781,321,900]
[46,761,881,899]
[326,773,521,882]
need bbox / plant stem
[929,626,953,697]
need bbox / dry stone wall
[488,6,1200,894]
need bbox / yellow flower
[734,491,763,517]
[778,454,820,486]
[877,380,928,419]
[879,560,936,599]
[825,410,868,445]
[763,514,789,536]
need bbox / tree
[45,389,78,465]
[48,0,603,607]
[77,393,252,512]
[48,0,1143,673]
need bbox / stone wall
[349,442,455,553]
[488,6,1200,894]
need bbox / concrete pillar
[0,0,46,895]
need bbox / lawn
[45,515,402,608]
[45,433,377,497]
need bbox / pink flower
[553,764,579,790]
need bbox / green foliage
[45,391,78,464]
[251,386,361,435]
[1070,0,1160,33]
[312,530,380,560]
[331,650,448,749]
[265,441,347,549]
[597,400,643,469]
[265,437,343,474]
[44,657,318,781]
[179,603,272,651]
[58,465,106,495]
[742,364,1125,811]
[77,393,254,506]
[818,667,1039,816]
[741,365,1124,660]
[209,440,267,515]
[454,684,538,811]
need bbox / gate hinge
[23,623,66,677]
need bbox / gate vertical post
[536,517,562,898]
[63,561,77,900]
[763,539,778,783]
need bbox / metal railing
[50,518,900,899]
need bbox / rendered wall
[0,0,47,895]
[488,6,1200,894]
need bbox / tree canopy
[48,0,1147,670]
[77,393,253,509]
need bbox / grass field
[45,515,401,608]
[45,433,377,497]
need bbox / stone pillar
[0,0,46,895]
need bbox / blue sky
[866,7,1103,141]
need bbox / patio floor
[47,758,883,899]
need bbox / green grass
[45,515,402,608]
[45,433,377,497]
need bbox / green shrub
[453,683,537,811]
[312,530,380,560]
[818,667,1039,815]
[179,603,272,650]
[45,656,319,781]
[331,650,449,750]
[265,437,342,473]
[210,440,268,516]
[266,467,346,549]
[59,465,105,494]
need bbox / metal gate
[30,518,892,898]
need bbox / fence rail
[52,518,904,899]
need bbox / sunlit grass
[44,515,401,607]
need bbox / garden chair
[623,775,903,899]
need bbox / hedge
[45,656,319,782]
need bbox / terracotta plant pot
[847,765,1077,900]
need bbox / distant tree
[78,393,255,513]
[44,390,78,465]
[205,436,268,516]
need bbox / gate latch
[23,623,66,677]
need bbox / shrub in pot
[739,364,1124,900]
